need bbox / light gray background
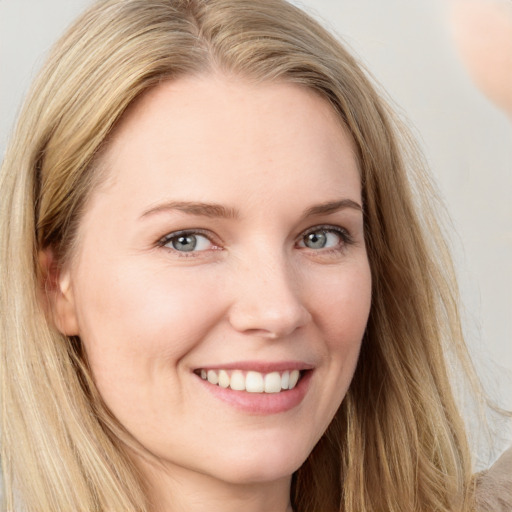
[1,0,511,457]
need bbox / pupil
[173,235,197,252]
[306,231,326,249]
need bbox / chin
[206,439,312,485]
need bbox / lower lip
[196,370,312,414]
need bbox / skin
[449,0,512,117]
[51,75,372,512]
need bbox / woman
[0,0,508,511]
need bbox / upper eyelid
[157,230,220,258]
[301,224,347,233]
[159,228,218,244]
[296,224,355,248]
[298,224,351,238]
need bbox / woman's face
[55,76,372,488]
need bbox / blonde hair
[0,0,479,510]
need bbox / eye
[159,231,214,253]
[298,226,352,250]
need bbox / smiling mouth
[195,369,303,393]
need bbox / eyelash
[157,225,354,258]
[299,225,355,253]
[157,229,219,257]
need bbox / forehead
[94,74,361,210]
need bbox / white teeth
[207,369,219,385]
[218,370,230,388]
[281,370,290,390]
[230,370,245,391]
[199,368,303,393]
[245,371,264,393]
[289,370,300,389]
[264,372,282,393]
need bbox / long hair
[0,0,478,510]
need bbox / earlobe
[38,249,80,336]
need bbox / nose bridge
[228,243,311,338]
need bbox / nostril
[227,303,311,339]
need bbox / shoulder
[474,446,512,512]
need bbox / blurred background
[1,0,511,463]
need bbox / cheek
[314,259,372,346]
[72,257,225,378]
[298,259,371,440]
[317,259,371,393]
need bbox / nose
[227,252,312,339]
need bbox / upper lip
[194,360,315,373]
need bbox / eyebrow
[301,199,362,218]
[140,198,362,220]
[141,201,239,219]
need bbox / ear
[38,249,80,336]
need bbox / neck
[140,457,294,512]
